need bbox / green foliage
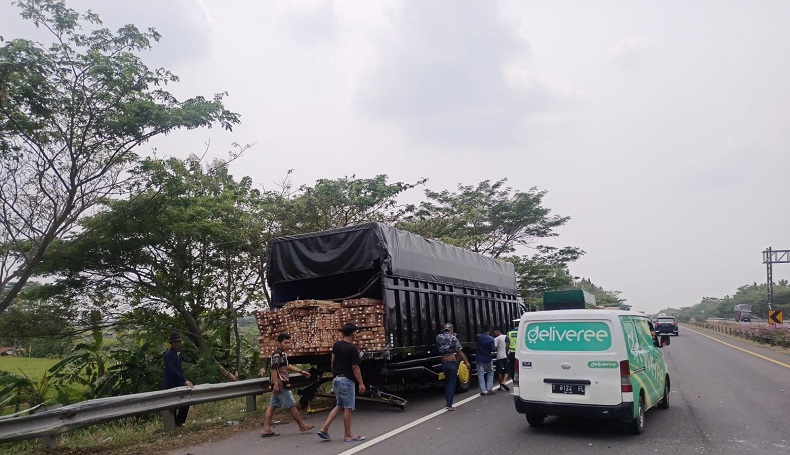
[0,0,239,316]
[284,174,426,233]
[398,179,584,300]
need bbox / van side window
[622,319,640,351]
[634,318,655,348]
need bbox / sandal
[300,425,315,432]
[344,435,365,442]
[260,432,280,438]
[316,430,330,440]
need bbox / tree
[37,155,259,371]
[0,0,239,316]
[284,174,426,233]
[400,179,573,258]
[398,178,584,299]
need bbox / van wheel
[658,378,670,409]
[526,413,545,426]
[628,394,645,434]
[456,361,471,393]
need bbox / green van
[513,310,670,434]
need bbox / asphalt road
[167,326,790,455]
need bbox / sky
[2,0,790,314]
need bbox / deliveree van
[512,310,670,434]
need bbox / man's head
[481,324,491,333]
[169,332,182,350]
[277,332,292,350]
[341,323,359,337]
[443,322,453,333]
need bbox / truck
[542,289,596,310]
[734,304,752,322]
[258,222,522,403]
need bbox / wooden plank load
[257,298,387,357]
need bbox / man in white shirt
[492,329,510,391]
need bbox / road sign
[768,310,783,325]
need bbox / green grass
[0,395,285,455]
[0,357,59,380]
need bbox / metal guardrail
[0,377,278,449]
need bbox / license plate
[552,383,585,395]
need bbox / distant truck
[259,223,522,398]
[734,304,752,322]
[543,289,596,310]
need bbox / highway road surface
[167,325,790,455]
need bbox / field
[0,356,59,380]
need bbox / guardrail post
[42,434,57,449]
[246,395,256,411]
[162,409,177,431]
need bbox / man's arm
[352,364,366,395]
[287,363,310,378]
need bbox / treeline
[660,281,790,322]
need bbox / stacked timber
[257,298,387,357]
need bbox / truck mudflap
[514,396,633,422]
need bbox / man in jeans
[475,324,496,395]
[317,323,366,442]
[435,323,470,411]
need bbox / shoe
[501,384,510,391]
[446,406,455,411]
[487,389,494,393]
[480,391,487,396]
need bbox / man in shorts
[260,333,313,437]
[316,323,366,442]
[492,329,510,391]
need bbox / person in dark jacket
[475,324,496,395]
[163,332,193,426]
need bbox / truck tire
[627,394,645,435]
[456,361,471,393]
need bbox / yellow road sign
[768,310,783,325]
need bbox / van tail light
[619,360,632,393]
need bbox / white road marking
[337,383,511,455]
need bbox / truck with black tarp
[259,222,521,399]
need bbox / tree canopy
[0,0,239,316]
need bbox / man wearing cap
[435,323,470,411]
[163,332,193,427]
[316,323,366,442]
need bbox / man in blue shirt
[162,332,193,426]
[475,324,496,395]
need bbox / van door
[620,316,664,408]
[633,317,666,407]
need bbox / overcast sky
[3,0,790,314]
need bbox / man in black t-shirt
[316,323,366,443]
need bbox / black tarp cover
[267,223,516,293]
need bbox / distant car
[655,316,679,336]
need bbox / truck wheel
[526,413,545,426]
[456,361,471,393]
[627,394,645,434]
[658,378,670,409]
